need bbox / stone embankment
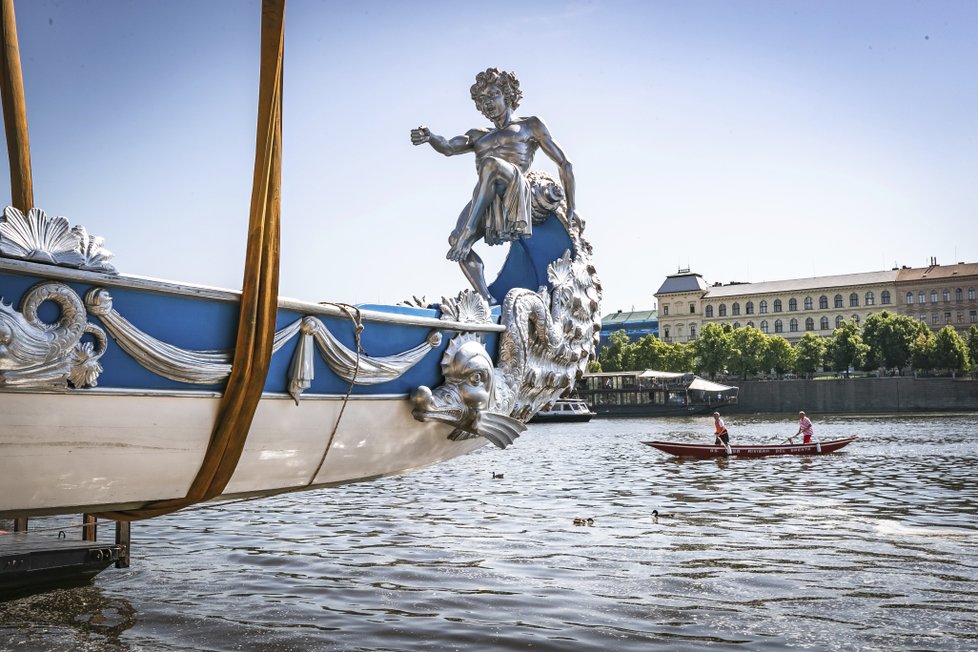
[732,377,978,414]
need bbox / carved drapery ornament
[0,282,442,394]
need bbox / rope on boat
[308,302,364,484]
[96,0,286,521]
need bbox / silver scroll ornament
[0,282,107,388]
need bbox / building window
[820,316,830,330]
[865,291,875,306]
[819,295,828,310]
[932,312,939,324]
[733,321,741,329]
[718,304,726,317]
[705,305,714,318]
[774,319,783,333]
[930,290,938,303]
[957,311,964,323]
[956,288,963,302]
[690,324,697,338]
[788,298,798,311]
[906,292,914,305]
[920,313,927,323]
[789,319,799,332]
[759,300,768,313]
[919,291,926,304]
[850,293,859,307]
[835,315,844,328]
[971,310,977,323]
[746,321,755,329]
[664,327,670,338]
[834,294,843,308]
[689,302,696,314]
[774,299,783,313]
[881,291,891,304]
[746,301,754,315]
[805,317,815,331]
[943,290,950,303]
[944,312,951,324]
[804,297,813,311]
[760,320,769,333]
[852,314,860,325]
[732,302,741,316]
[663,305,669,316]
[970,287,976,301]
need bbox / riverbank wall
[732,377,978,414]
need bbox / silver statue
[411,68,576,304]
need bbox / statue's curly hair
[470,68,522,110]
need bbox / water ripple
[2,413,978,650]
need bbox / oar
[716,437,732,456]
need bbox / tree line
[593,311,978,379]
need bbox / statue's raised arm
[410,125,475,157]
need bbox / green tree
[861,311,918,373]
[910,327,935,375]
[967,325,978,370]
[587,359,602,373]
[728,326,768,380]
[631,334,668,371]
[825,319,868,377]
[661,341,696,372]
[794,332,826,377]
[598,330,630,372]
[763,335,797,378]
[695,323,731,379]
[932,326,969,376]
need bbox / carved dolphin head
[440,336,495,411]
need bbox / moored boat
[0,1,603,520]
[643,436,857,458]
[528,398,596,423]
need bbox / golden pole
[0,0,33,212]
[103,0,285,520]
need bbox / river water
[2,413,977,651]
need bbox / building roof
[896,262,978,283]
[601,309,658,326]
[703,270,899,299]
[656,272,707,295]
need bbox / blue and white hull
[0,203,601,518]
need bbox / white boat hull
[0,390,483,517]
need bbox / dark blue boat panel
[488,212,572,304]
[0,269,502,395]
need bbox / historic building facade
[654,260,978,344]
[895,260,978,332]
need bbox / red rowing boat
[642,436,857,458]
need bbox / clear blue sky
[3,0,976,314]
